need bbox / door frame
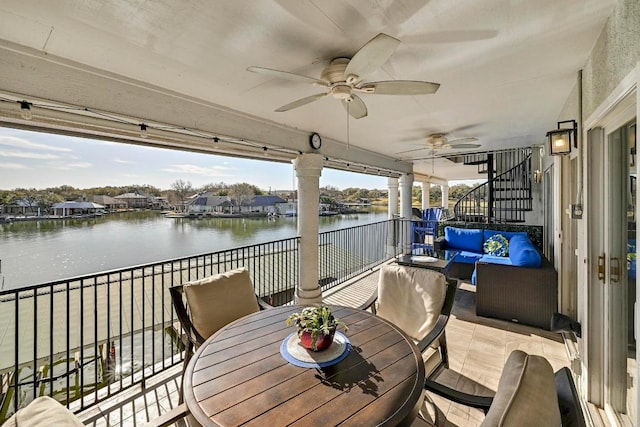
[582,63,639,425]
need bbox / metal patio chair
[170,267,272,403]
[359,264,458,378]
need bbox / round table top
[183,304,426,427]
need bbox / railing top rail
[318,219,392,237]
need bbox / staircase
[452,148,533,223]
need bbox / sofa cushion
[481,350,561,427]
[629,239,636,280]
[483,229,528,243]
[183,268,260,340]
[508,235,542,267]
[483,234,509,256]
[444,227,484,252]
[4,396,85,427]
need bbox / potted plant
[286,305,347,351]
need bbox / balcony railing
[0,219,414,422]
[319,219,399,290]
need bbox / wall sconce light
[546,120,577,156]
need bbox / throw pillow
[483,234,509,257]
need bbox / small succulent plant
[286,305,347,351]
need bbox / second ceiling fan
[247,33,440,119]
[397,133,481,157]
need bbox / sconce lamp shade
[547,129,572,155]
[547,120,577,156]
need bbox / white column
[399,173,414,219]
[399,173,414,254]
[441,184,449,210]
[387,177,399,219]
[386,177,399,257]
[421,182,431,211]
[292,153,323,305]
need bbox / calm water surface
[0,208,388,289]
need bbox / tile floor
[426,282,569,426]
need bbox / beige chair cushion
[4,396,84,427]
[377,264,447,343]
[183,268,260,340]
[481,350,561,427]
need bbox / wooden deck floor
[76,269,569,426]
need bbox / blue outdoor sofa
[435,226,557,330]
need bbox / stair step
[464,159,488,166]
[493,197,533,201]
[493,207,533,212]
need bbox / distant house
[188,193,234,214]
[91,195,127,210]
[3,198,40,216]
[134,189,168,209]
[239,195,287,215]
[52,201,105,217]
[152,196,170,210]
[114,192,148,208]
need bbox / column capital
[399,173,414,186]
[292,153,324,177]
[387,177,399,188]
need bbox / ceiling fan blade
[342,94,368,119]
[451,143,481,149]
[344,33,400,83]
[395,147,427,155]
[275,93,328,112]
[448,137,479,144]
[360,80,440,95]
[247,66,328,86]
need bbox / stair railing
[453,149,532,223]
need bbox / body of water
[0,208,388,289]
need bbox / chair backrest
[481,350,561,427]
[376,264,447,342]
[171,268,260,344]
[423,207,442,222]
[5,396,85,427]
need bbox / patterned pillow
[483,234,509,257]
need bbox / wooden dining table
[183,304,426,427]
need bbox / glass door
[604,120,637,426]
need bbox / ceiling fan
[397,133,480,156]
[247,33,440,119]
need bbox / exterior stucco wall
[582,0,640,119]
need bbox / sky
[0,128,392,191]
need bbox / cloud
[50,162,92,170]
[0,149,61,160]
[0,135,72,152]
[113,158,135,164]
[162,164,235,177]
[0,162,28,170]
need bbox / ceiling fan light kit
[247,33,439,120]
